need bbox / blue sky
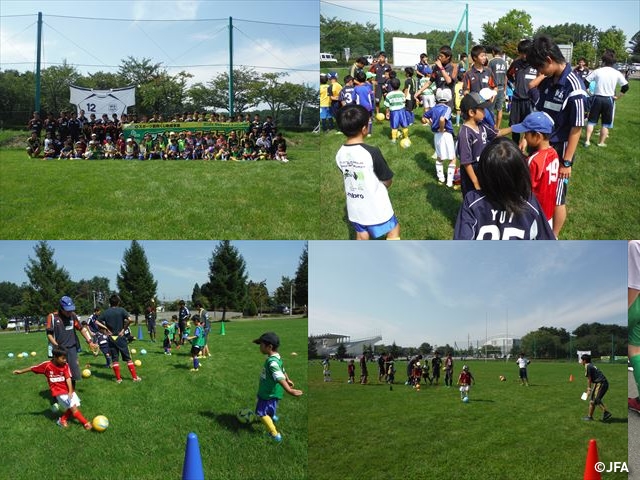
[321,0,639,55]
[0,240,306,302]
[0,0,319,87]
[309,241,627,348]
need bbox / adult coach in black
[178,300,190,346]
[96,294,141,383]
[46,296,96,386]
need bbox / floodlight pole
[379,0,384,53]
[229,16,234,117]
[450,4,469,69]
[35,12,43,114]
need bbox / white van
[320,52,338,63]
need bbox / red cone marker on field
[583,438,601,480]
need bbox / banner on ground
[122,122,250,142]
[69,85,136,118]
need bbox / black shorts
[587,95,615,127]
[519,367,528,379]
[509,98,532,126]
[190,345,202,356]
[590,380,609,405]
[108,335,131,362]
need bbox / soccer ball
[499,375,506,382]
[92,415,109,432]
[82,369,92,378]
[375,112,385,122]
[140,349,147,355]
[130,348,137,354]
[462,396,469,403]
[7,353,14,358]
[400,138,411,149]
[237,408,255,424]
[51,403,61,414]
[30,351,36,357]
[134,359,142,367]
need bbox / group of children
[12,316,303,441]
[28,128,289,162]
[335,41,567,240]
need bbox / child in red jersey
[511,111,559,230]
[457,365,475,400]
[13,347,92,429]
[347,359,355,384]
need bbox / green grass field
[308,359,627,480]
[320,74,640,239]
[0,318,307,480]
[0,132,319,239]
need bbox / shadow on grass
[199,411,256,434]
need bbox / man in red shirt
[14,347,93,429]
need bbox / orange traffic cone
[569,374,574,382]
[583,439,601,480]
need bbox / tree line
[0,56,319,129]
[0,240,308,328]
[321,10,632,65]
[309,323,627,360]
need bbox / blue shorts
[320,107,332,120]
[255,397,279,418]
[389,109,409,129]
[351,214,398,238]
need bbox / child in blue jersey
[422,88,457,188]
[253,332,303,442]
[454,137,556,240]
[456,92,512,196]
[339,75,356,107]
[383,77,410,143]
[353,71,375,136]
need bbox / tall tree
[247,280,269,316]
[0,281,25,318]
[118,56,164,86]
[23,241,73,316]
[191,283,202,304]
[597,27,627,62]
[630,30,640,61]
[203,68,263,114]
[480,10,533,58]
[293,243,308,310]
[207,241,248,321]
[116,241,157,324]
[41,61,81,114]
[274,276,294,307]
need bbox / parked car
[320,52,338,63]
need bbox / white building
[311,333,382,357]
[482,334,521,357]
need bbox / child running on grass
[335,104,400,240]
[253,332,303,442]
[457,364,475,400]
[186,316,206,372]
[13,347,92,430]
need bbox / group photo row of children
[26,111,289,162]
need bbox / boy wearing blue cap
[511,111,559,228]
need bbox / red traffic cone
[583,439,601,480]
[569,374,574,382]
[182,432,204,480]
